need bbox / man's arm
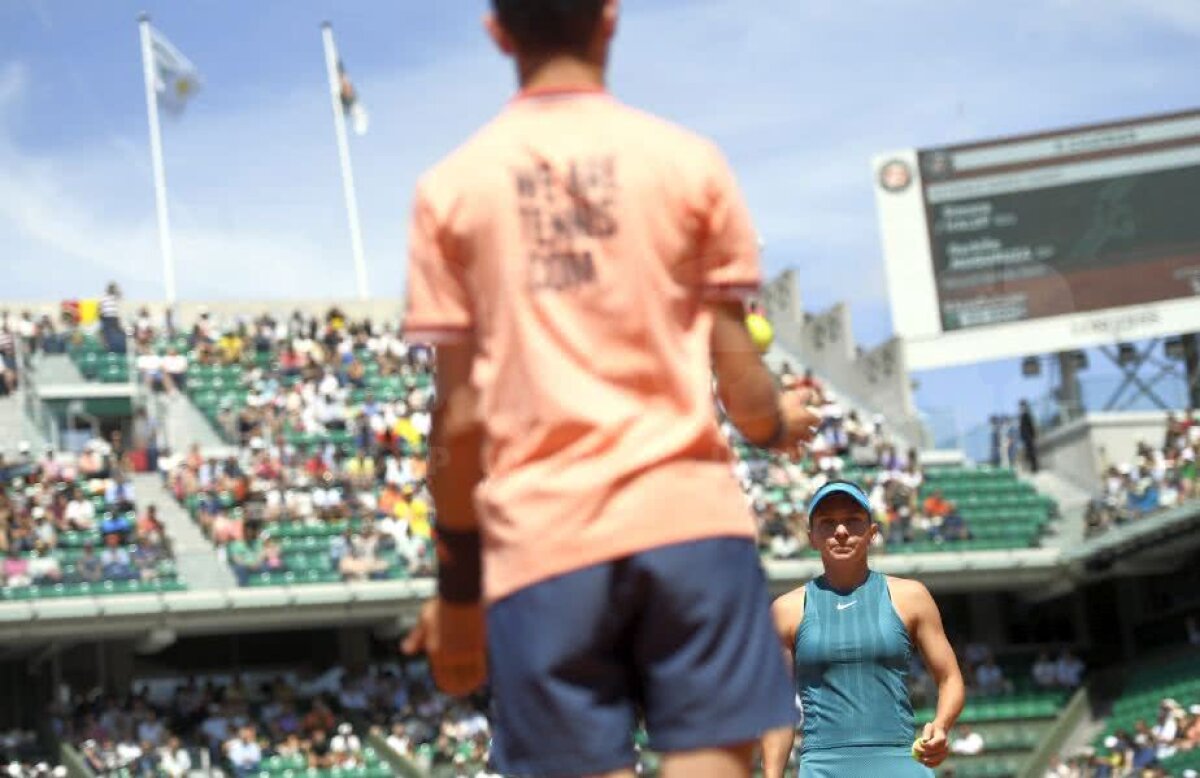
[709,301,819,449]
[760,589,804,778]
[906,580,965,768]
[401,339,489,697]
[428,340,484,539]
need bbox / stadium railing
[56,742,89,778]
[364,730,424,778]
[1018,685,1091,778]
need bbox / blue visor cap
[807,481,872,517]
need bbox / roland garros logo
[878,159,912,193]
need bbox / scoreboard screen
[874,109,1200,370]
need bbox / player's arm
[710,302,820,450]
[399,182,487,695]
[428,338,488,608]
[402,338,489,696]
[700,143,819,452]
[907,580,965,768]
[760,588,803,778]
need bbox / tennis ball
[912,738,925,760]
[745,313,774,353]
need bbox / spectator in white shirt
[136,349,164,390]
[950,725,985,755]
[224,726,262,776]
[385,722,411,756]
[162,348,188,392]
[1154,699,1182,758]
[115,740,143,767]
[157,736,192,778]
[66,490,96,530]
[318,371,340,398]
[330,722,362,760]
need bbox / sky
[1,0,1198,451]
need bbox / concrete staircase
[1027,469,1093,549]
[33,353,84,384]
[147,392,228,456]
[133,473,236,590]
[0,393,44,455]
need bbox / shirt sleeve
[402,183,474,343]
[698,146,762,301]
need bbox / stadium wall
[0,298,405,323]
[759,271,923,445]
[1039,410,1171,490]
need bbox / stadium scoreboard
[873,109,1200,369]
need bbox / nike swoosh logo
[836,601,857,611]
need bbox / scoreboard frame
[873,108,1200,370]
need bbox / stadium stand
[1086,654,1200,777]
[1087,416,1200,537]
[54,670,400,778]
[22,308,1085,778]
[1,442,185,600]
[44,307,1064,589]
[910,645,1082,778]
[167,444,435,586]
[0,729,66,778]
[736,440,1057,558]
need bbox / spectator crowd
[1086,411,1200,537]
[0,730,65,778]
[736,363,967,558]
[30,294,1000,577]
[49,660,501,778]
[1048,696,1200,777]
[134,309,941,581]
[1,437,174,592]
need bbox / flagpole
[138,13,178,305]
[321,22,369,301]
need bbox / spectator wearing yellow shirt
[345,452,376,490]
[393,484,431,539]
[391,406,422,450]
[218,330,245,365]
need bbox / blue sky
[1,0,1198,449]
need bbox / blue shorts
[800,746,934,777]
[486,537,798,777]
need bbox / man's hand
[401,597,487,697]
[774,388,823,456]
[915,722,949,768]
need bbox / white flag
[150,26,202,114]
[338,61,369,136]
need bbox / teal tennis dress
[794,570,933,777]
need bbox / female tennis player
[761,480,965,778]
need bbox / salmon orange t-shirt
[404,88,762,603]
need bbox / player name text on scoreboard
[873,109,1200,370]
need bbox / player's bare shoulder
[885,574,934,602]
[884,575,936,628]
[771,585,807,649]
